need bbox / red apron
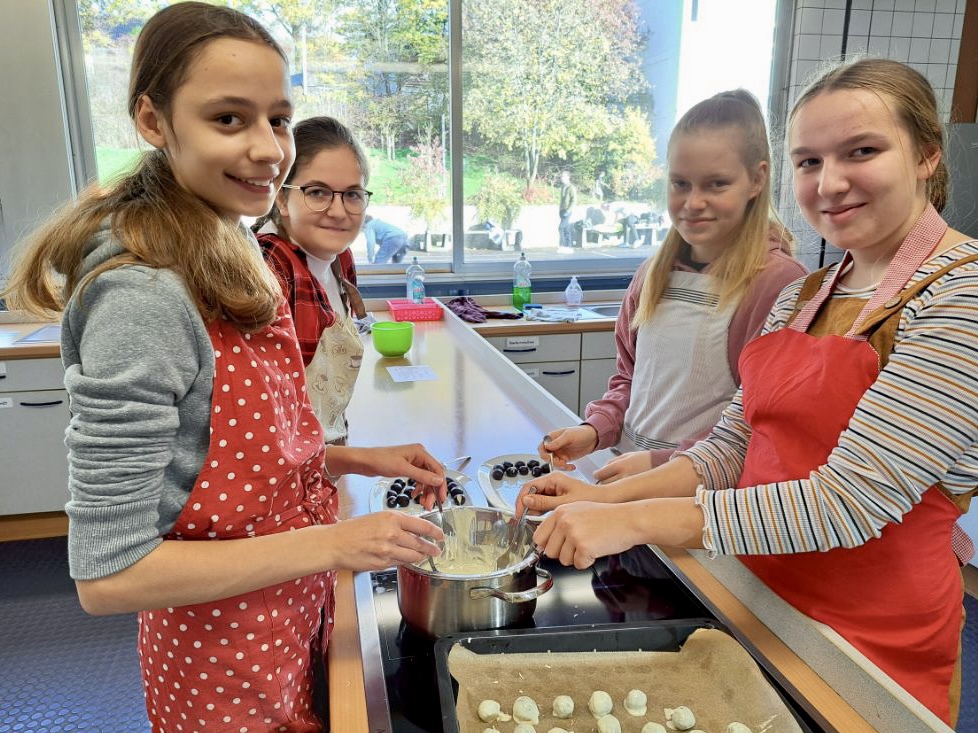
[736,206,963,723]
[137,305,337,733]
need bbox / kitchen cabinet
[579,330,617,410]
[484,333,582,413]
[0,357,69,515]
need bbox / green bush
[470,171,525,229]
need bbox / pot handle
[469,567,553,604]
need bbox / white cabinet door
[0,388,70,515]
[519,361,581,415]
[579,358,617,413]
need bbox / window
[68,0,779,280]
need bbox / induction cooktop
[355,545,713,733]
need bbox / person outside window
[363,215,409,263]
[558,170,577,248]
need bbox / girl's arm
[75,512,443,614]
[582,262,647,447]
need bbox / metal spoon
[507,486,537,561]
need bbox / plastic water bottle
[406,257,426,304]
[564,276,584,306]
[513,253,532,311]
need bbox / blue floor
[0,537,976,732]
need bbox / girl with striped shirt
[520,59,976,726]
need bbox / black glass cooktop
[361,545,711,733]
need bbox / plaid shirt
[258,231,359,366]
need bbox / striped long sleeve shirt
[681,241,978,556]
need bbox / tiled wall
[778,0,968,269]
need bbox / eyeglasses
[281,184,373,214]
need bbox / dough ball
[641,724,668,733]
[596,713,622,733]
[477,699,503,723]
[513,724,536,733]
[665,705,696,730]
[623,689,647,716]
[552,694,574,718]
[727,725,753,733]
[588,690,614,717]
[513,695,540,725]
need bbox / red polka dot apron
[735,206,964,723]
[137,306,336,733]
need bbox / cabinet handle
[541,370,575,376]
[19,400,65,407]
[503,347,537,353]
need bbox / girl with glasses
[3,6,443,730]
[254,116,374,444]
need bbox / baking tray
[433,620,816,733]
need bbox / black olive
[491,468,504,481]
[517,465,529,475]
[530,466,542,477]
[501,461,514,469]
[505,466,518,477]
[446,479,458,491]
[395,494,410,508]
[540,463,551,474]
[407,478,416,486]
[385,495,399,508]
[412,493,422,503]
[451,492,466,505]
[492,463,504,472]
[514,460,526,468]
[527,459,540,468]
[391,480,405,490]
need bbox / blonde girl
[541,90,805,482]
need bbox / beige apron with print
[305,261,366,445]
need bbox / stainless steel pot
[396,506,553,637]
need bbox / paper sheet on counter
[447,628,803,733]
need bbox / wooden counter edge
[659,546,877,733]
[0,511,69,541]
[328,569,370,731]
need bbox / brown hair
[789,58,948,212]
[254,116,370,233]
[3,2,288,330]
[633,89,792,328]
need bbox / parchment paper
[447,628,804,733]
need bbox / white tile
[932,13,955,37]
[893,0,915,10]
[929,38,951,63]
[909,37,931,62]
[924,63,948,89]
[952,12,964,37]
[797,34,823,60]
[848,10,871,35]
[850,0,874,8]
[950,38,960,62]
[821,35,844,59]
[912,11,935,36]
[957,0,967,13]
[846,38,870,55]
[823,8,845,33]
[891,10,914,35]
[792,59,821,88]
[915,0,937,11]
[798,7,824,34]
[945,63,958,88]
[874,0,895,8]
[889,36,912,60]
[867,35,891,56]
[870,10,893,35]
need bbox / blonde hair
[3,2,286,331]
[632,89,792,328]
[789,57,948,212]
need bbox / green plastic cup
[372,321,414,357]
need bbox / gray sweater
[61,226,214,580]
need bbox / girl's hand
[335,443,447,508]
[538,425,599,470]
[325,511,444,572]
[593,450,652,483]
[516,472,602,515]
[532,502,637,569]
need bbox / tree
[76,0,160,48]
[233,0,334,73]
[402,137,449,240]
[463,0,646,187]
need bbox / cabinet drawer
[0,357,65,392]
[486,333,581,363]
[518,361,580,415]
[582,330,617,359]
[580,358,617,411]
[0,388,70,515]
